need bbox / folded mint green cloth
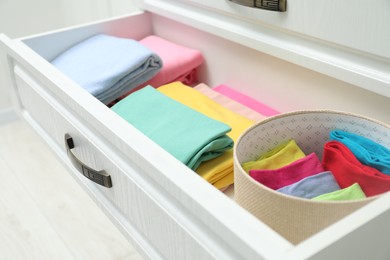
[312,183,366,201]
[111,86,233,170]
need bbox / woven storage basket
[234,110,390,244]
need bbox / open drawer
[1,2,390,260]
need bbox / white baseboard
[0,107,19,126]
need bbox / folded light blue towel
[51,34,162,104]
[277,171,340,199]
[330,129,390,175]
[111,86,234,170]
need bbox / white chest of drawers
[1,1,390,259]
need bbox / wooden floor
[0,119,143,260]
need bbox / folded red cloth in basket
[322,140,390,197]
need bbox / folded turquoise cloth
[277,171,340,199]
[51,34,162,104]
[111,86,233,170]
[330,130,390,175]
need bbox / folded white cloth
[51,34,162,104]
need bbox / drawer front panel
[12,64,229,260]
[160,0,390,60]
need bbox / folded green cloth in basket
[111,86,234,170]
[312,183,366,201]
[51,34,162,105]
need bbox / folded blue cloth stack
[330,129,390,175]
[111,86,234,170]
[51,34,162,104]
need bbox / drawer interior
[13,10,390,258]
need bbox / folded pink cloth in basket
[213,84,279,117]
[140,35,204,87]
[249,152,324,190]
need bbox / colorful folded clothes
[277,171,340,199]
[213,84,279,117]
[111,86,233,170]
[322,141,390,197]
[249,152,324,190]
[330,129,390,175]
[51,34,162,104]
[242,139,305,173]
[312,183,366,201]
[139,35,204,87]
[193,84,267,122]
[158,82,254,189]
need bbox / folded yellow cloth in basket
[241,139,306,173]
[158,82,255,189]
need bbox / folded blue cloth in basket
[330,129,390,175]
[111,86,234,170]
[277,171,340,199]
[51,34,162,104]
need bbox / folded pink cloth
[194,83,267,122]
[140,35,204,87]
[108,35,205,106]
[249,152,324,190]
[213,84,279,117]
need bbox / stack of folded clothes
[111,82,260,190]
[323,130,390,197]
[114,35,205,101]
[139,35,204,88]
[242,130,390,200]
[51,32,298,191]
[157,82,255,189]
[51,34,163,105]
[111,86,234,171]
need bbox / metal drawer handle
[65,133,112,188]
[229,0,286,12]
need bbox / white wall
[0,0,66,38]
[0,0,139,38]
[57,0,140,32]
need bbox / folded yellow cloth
[158,82,255,189]
[242,139,306,173]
